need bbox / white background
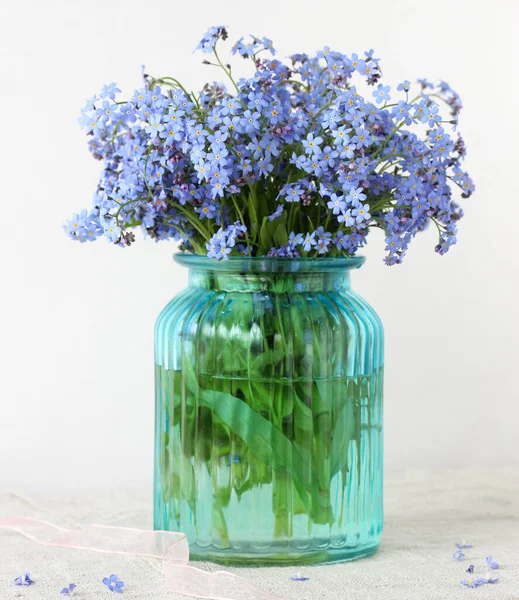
[0,0,518,489]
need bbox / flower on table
[453,550,465,561]
[60,583,77,595]
[455,540,473,549]
[460,578,486,588]
[290,572,309,581]
[103,574,125,593]
[14,572,34,586]
[465,565,474,574]
[483,573,499,584]
[486,556,499,569]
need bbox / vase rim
[174,253,365,273]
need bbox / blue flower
[290,572,309,581]
[465,565,474,574]
[424,103,441,127]
[327,193,346,215]
[453,550,465,561]
[455,541,473,549]
[397,80,411,92]
[486,556,499,569]
[289,232,304,246]
[337,209,354,227]
[196,202,218,220]
[60,583,77,595]
[100,83,121,100]
[351,128,371,148]
[351,203,371,224]
[267,204,284,222]
[104,219,122,243]
[247,92,268,111]
[103,574,125,593]
[385,234,405,254]
[290,152,309,171]
[391,101,413,125]
[347,186,367,203]
[146,114,165,138]
[314,226,332,254]
[218,246,232,259]
[14,572,34,586]
[302,133,323,155]
[302,232,316,252]
[195,26,227,54]
[261,36,276,55]
[240,110,261,134]
[332,231,346,250]
[232,36,257,57]
[460,578,486,588]
[373,84,391,104]
[283,185,304,203]
[319,146,338,168]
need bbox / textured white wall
[1,0,518,488]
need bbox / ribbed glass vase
[154,254,384,565]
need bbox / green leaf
[246,191,259,239]
[293,391,313,438]
[274,381,294,422]
[182,359,313,515]
[250,347,285,374]
[330,392,357,476]
[273,222,289,247]
[259,216,274,250]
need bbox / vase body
[154,255,384,565]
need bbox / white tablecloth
[1,469,518,599]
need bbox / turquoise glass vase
[154,254,384,565]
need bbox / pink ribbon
[0,517,284,600]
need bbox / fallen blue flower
[291,572,309,581]
[483,573,499,584]
[60,583,77,595]
[103,574,125,593]
[486,556,499,569]
[453,550,465,561]
[14,572,34,586]
[455,540,473,549]
[460,578,486,588]
[466,565,474,574]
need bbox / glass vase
[154,254,383,565]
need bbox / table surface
[1,468,518,599]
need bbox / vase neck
[187,270,352,293]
